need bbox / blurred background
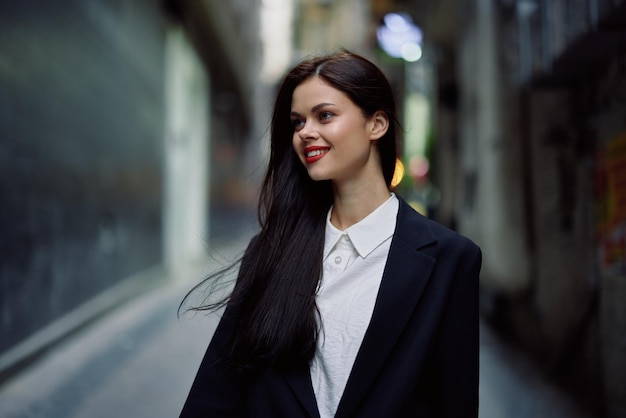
[1,0,625,417]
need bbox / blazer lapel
[335,199,437,418]
[283,363,321,417]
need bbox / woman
[180,51,482,417]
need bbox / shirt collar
[323,193,399,259]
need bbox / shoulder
[396,196,481,258]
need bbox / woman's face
[290,77,387,186]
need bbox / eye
[291,118,305,131]
[319,111,334,122]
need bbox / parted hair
[183,51,399,370]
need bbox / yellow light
[391,158,405,188]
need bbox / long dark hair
[182,51,399,370]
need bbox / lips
[304,146,330,164]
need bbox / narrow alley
[2,1,625,417]
[0,240,593,418]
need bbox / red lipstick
[304,146,330,164]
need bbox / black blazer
[181,198,482,417]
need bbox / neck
[330,177,390,230]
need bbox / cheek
[292,134,299,153]
[292,135,305,162]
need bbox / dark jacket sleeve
[179,238,258,418]
[179,305,246,417]
[431,236,482,417]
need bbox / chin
[306,169,331,182]
[307,174,329,182]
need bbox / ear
[369,110,389,141]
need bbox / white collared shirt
[311,193,399,418]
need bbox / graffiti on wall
[596,133,626,274]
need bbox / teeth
[306,149,327,158]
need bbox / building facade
[400,0,626,415]
[0,0,262,381]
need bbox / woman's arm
[432,237,482,417]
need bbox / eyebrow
[290,102,335,117]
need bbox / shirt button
[335,256,342,264]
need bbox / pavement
[0,240,594,418]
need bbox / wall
[295,0,372,56]
[583,57,626,418]
[448,0,626,415]
[163,27,210,271]
[175,0,263,241]
[0,0,167,356]
[414,0,626,414]
[0,0,264,382]
[455,0,530,293]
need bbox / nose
[298,121,318,142]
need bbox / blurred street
[0,241,593,418]
[3,1,625,415]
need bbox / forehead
[291,77,352,110]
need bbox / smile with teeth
[306,149,327,158]
[304,147,330,163]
